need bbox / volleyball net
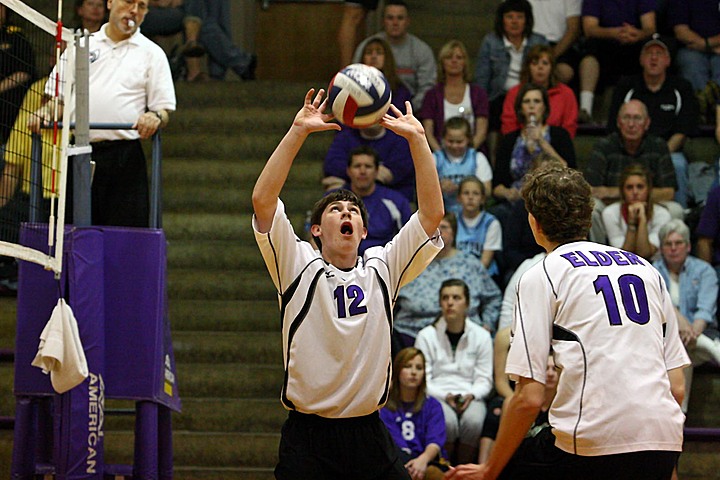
[0,0,75,275]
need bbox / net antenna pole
[70,26,91,228]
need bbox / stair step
[173,331,281,364]
[103,431,280,468]
[163,184,321,215]
[174,81,318,109]
[173,467,274,480]
[169,300,279,332]
[167,240,266,270]
[678,440,720,478]
[0,364,13,417]
[163,212,306,241]
[169,106,303,134]
[163,158,322,187]
[160,131,333,159]
[0,298,17,348]
[168,269,276,301]
[176,363,283,398]
[105,398,286,433]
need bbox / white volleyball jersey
[254,199,442,418]
[506,241,690,456]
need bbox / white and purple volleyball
[327,64,392,128]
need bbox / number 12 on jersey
[594,274,650,326]
[333,285,368,318]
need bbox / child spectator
[455,176,502,279]
[434,117,492,214]
[501,45,578,138]
[394,213,502,346]
[380,347,450,480]
[415,279,494,465]
[421,40,489,152]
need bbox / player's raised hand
[292,89,341,134]
[381,101,425,139]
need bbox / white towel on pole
[31,298,89,393]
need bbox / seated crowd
[326,0,720,474]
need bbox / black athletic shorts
[345,0,379,9]
[499,426,680,480]
[275,410,411,480]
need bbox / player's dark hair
[521,164,593,244]
[347,145,380,168]
[439,278,470,306]
[514,83,551,125]
[310,189,369,251]
[494,0,534,39]
[386,347,427,413]
[443,116,472,140]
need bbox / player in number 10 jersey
[447,165,690,480]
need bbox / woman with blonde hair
[420,40,489,152]
[380,347,450,480]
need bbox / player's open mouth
[341,222,353,235]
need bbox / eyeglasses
[620,114,645,124]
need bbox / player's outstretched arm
[445,377,544,480]
[252,89,340,233]
[381,102,444,237]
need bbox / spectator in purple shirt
[668,0,720,91]
[577,0,656,123]
[697,184,720,276]
[323,124,416,201]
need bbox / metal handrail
[33,123,163,229]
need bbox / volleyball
[327,64,392,128]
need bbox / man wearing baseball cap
[607,34,700,208]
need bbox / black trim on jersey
[515,289,534,380]
[553,324,588,455]
[267,234,283,294]
[280,267,324,411]
[280,258,325,330]
[391,236,436,304]
[542,256,558,298]
[370,266,393,407]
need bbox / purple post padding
[134,401,159,479]
[13,225,181,479]
[11,397,37,479]
[101,228,181,412]
[15,226,106,480]
[158,405,173,480]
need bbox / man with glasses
[582,99,679,243]
[584,99,677,207]
[606,35,700,208]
